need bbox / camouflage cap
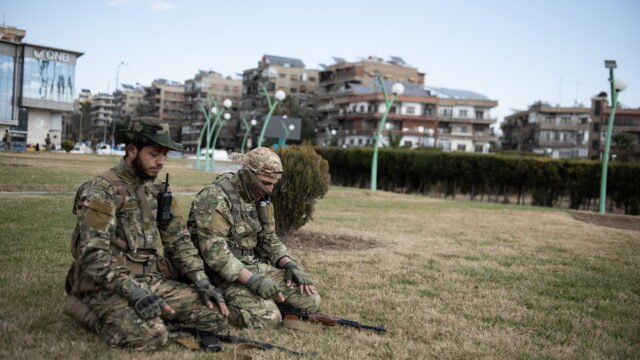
[231,147,283,179]
[115,117,184,152]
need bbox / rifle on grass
[277,304,387,333]
[176,327,313,356]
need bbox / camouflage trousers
[84,275,228,351]
[221,263,321,329]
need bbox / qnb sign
[33,48,72,63]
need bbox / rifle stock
[278,304,387,333]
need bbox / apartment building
[428,87,499,153]
[90,93,114,143]
[113,84,144,121]
[589,92,640,160]
[502,103,591,159]
[0,24,83,149]
[329,80,438,147]
[144,79,184,142]
[182,70,242,152]
[241,55,318,145]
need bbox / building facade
[589,92,640,160]
[144,79,184,142]
[182,70,242,152]
[0,25,83,149]
[241,55,319,146]
[428,87,499,153]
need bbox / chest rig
[215,174,270,258]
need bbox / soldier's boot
[97,307,169,351]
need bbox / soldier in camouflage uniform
[64,117,229,350]
[188,147,321,329]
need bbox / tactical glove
[195,279,225,305]
[246,274,280,299]
[284,261,313,286]
[129,287,166,320]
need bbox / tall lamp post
[209,112,231,171]
[197,98,232,171]
[370,77,404,191]
[195,102,215,170]
[324,126,337,146]
[598,60,627,213]
[276,123,295,148]
[240,118,257,153]
[257,85,286,147]
[111,61,127,153]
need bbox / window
[475,111,484,119]
[308,77,316,82]
[459,109,468,117]
[279,73,285,78]
[457,144,466,151]
[592,139,600,150]
[545,116,555,124]
[290,88,297,93]
[359,106,365,112]
[406,106,415,115]
[441,106,452,117]
[580,118,588,124]
[593,123,600,132]
[561,117,571,125]
[425,107,433,116]
[475,145,483,153]
[0,54,15,121]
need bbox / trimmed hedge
[272,145,331,235]
[314,147,640,215]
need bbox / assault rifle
[176,328,312,356]
[277,304,387,333]
[156,173,172,228]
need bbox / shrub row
[313,147,640,215]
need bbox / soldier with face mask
[64,117,229,350]
[188,147,321,329]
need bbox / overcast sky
[3,0,639,126]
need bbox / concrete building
[317,56,425,132]
[144,79,184,142]
[241,55,319,145]
[90,93,114,144]
[428,87,499,153]
[0,24,83,149]
[328,80,438,148]
[502,103,591,159]
[589,92,640,160]
[182,70,242,152]
[114,84,145,122]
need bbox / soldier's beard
[132,154,158,181]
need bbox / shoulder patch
[83,199,114,232]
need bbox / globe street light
[257,85,286,147]
[370,76,403,191]
[241,118,258,153]
[277,122,295,148]
[599,60,627,213]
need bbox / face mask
[239,169,270,202]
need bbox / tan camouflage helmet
[231,147,283,179]
[115,117,184,152]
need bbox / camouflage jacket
[188,172,289,283]
[68,159,207,298]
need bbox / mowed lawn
[0,152,639,359]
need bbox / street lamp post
[257,85,285,147]
[111,61,127,153]
[277,122,295,148]
[240,118,257,153]
[598,60,627,213]
[205,99,232,171]
[195,102,214,170]
[209,112,231,171]
[370,77,404,191]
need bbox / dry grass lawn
[0,152,638,359]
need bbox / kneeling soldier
[188,147,321,329]
[64,117,229,350]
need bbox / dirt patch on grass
[571,210,640,232]
[282,229,384,251]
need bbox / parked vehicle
[70,142,92,154]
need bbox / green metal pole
[240,119,252,154]
[325,126,332,145]
[195,103,211,170]
[598,68,618,214]
[370,76,397,191]
[210,115,228,171]
[204,98,219,172]
[257,85,280,147]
